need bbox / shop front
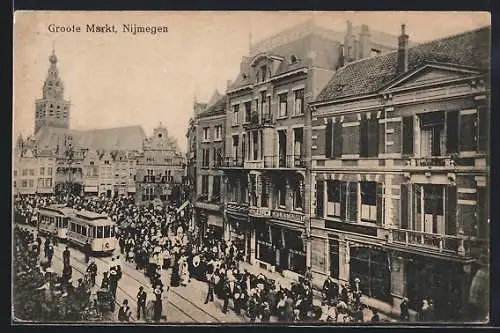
[349,244,391,303]
[255,219,306,275]
[206,212,224,240]
[404,254,465,320]
[228,214,252,262]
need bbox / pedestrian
[153,285,163,322]
[370,308,380,323]
[136,286,147,320]
[400,297,410,321]
[84,240,91,264]
[47,244,54,266]
[63,246,71,267]
[101,272,110,290]
[322,273,339,306]
[118,299,132,322]
[44,238,50,258]
[86,260,98,287]
[109,268,119,298]
[204,273,215,304]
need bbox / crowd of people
[14,193,423,323]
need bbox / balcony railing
[248,206,271,218]
[221,157,244,168]
[243,112,274,129]
[390,229,488,257]
[271,209,305,223]
[226,202,249,214]
[263,155,306,168]
[404,156,455,168]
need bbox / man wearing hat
[322,272,339,306]
[109,268,119,298]
[136,286,147,320]
[118,299,132,322]
[153,285,163,322]
[204,272,216,304]
[86,260,98,287]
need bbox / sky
[13,11,490,152]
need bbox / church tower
[34,47,71,134]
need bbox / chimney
[337,43,345,69]
[398,24,409,74]
[344,20,354,62]
[359,24,371,59]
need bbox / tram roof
[73,210,115,226]
[40,205,77,216]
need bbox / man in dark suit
[204,273,216,304]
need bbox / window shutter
[316,181,324,217]
[325,118,333,158]
[459,113,477,152]
[376,183,384,226]
[369,116,379,157]
[400,183,409,229]
[359,116,368,157]
[446,110,459,154]
[446,185,457,235]
[340,182,347,220]
[333,121,343,157]
[402,116,414,155]
[478,106,489,152]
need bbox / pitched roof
[33,125,146,152]
[315,26,490,103]
[198,95,227,118]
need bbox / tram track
[16,224,226,323]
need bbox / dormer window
[260,65,267,82]
[290,55,298,64]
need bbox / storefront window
[329,237,340,279]
[349,246,391,302]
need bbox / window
[104,226,111,238]
[293,179,303,211]
[410,184,445,234]
[201,175,209,196]
[361,182,377,222]
[13,170,17,177]
[233,104,239,125]
[202,149,210,167]
[277,182,286,207]
[419,112,445,157]
[402,116,414,155]
[215,125,222,140]
[232,135,239,160]
[329,237,340,279]
[47,178,52,187]
[327,180,342,217]
[203,127,209,141]
[29,169,35,176]
[360,113,379,157]
[260,65,268,82]
[294,89,304,115]
[22,169,28,176]
[252,131,258,160]
[96,226,104,238]
[143,186,154,201]
[278,93,288,117]
[28,180,34,187]
[459,110,478,152]
[39,167,45,176]
[244,101,251,123]
[342,124,360,156]
[212,175,221,201]
[325,119,343,158]
[261,177,269,207]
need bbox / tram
[37,204,76,240]
[67,210,117,254]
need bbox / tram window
[82,227,87,237]
[90,227,94,238]
[104,226,111,238]
[110,227,114,237]
[77,224,81,234]
[62,218,68,228]
[50,217,54,225]
[97,227,103,238]
[56,217,61,228]
[71,223,76,232]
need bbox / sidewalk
[238,261,398,322]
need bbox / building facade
[220,20,398,278]
[193,92,227,240]
[135,125,185,206]
[309,25,490,320]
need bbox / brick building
[193,91,227,239]
[309,25,490,320]
[220,20,398,278]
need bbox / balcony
[404,156,455,168]
[243,112,275,130]
[263,155,306,169]
[226,202,249,215]
[271,209,305,223]
[248,206,271,218]
[221,157,244,168]
[195,194,222,211]
[390,229,488,257]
